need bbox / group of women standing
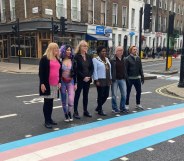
[39,40,144,129]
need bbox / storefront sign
[96,26,104,35]
[105,27,112,34]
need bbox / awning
[86,34,112,41]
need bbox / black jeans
[96,86,110,112]
[126,79,142,105]
[74,81,90,113]
[43,98,53,123]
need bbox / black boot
[68,112,73,121]
[64,113,69,122]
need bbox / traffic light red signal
[60,17,67,35]
[144,4,152,30]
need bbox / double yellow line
[155,83,184,101]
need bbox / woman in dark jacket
[39,42,61,129]
[73,40,94,119]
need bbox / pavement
[1,56,184,99]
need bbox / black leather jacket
[110,56,127,82]
[125,54,144,79]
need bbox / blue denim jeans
[111,79,127,110]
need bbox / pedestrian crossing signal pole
[139,7,143,58]
[17,18,21,70]
[178,31,184,87]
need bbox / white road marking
[142,91,152,94]
[53,106,62,109]
[53,128,60,131]
[0,114,17,119]
[97,118,103,121]
[25,135,32,138]
[146,147,154,151]
[120,157,129,161]
[7,112,184,161]
[147,108,152,110]
[16,94,39,98]
[168,140,175,143]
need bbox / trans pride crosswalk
[1,104,184,161]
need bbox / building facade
[144,0,184,50]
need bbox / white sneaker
[135,104,144,110]
[64,119,70,122]
[125,105,129,110]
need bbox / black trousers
[96,86,110,112]
[126,79,142,105]
[74,81,90,113]
[43,98,53,123]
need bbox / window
[10,0,16,21]
[112,3,118,26]
[131,8,135,29]
[56,0,67,19]
[153,0,156,6]
[163,17,167,32]
[174,3,176,12]
[159,0,162,8]
[0,0,6,22]
[169,1,172,11]
[71,0,81,21]
[88,0,93,23]
[152,15,155,32]
[118,34,121,46]
[164,1,167,10]
[178,5,180,14]
[145,0,150,4]
[100,0,106,25]
[122,6,127,28]
[158,16,161,31]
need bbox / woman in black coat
[39,42,62,129]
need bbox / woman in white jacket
[92,46,112,116]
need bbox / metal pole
[139,7,143,58]
[17,18,21,70]
[51,17,54,42]
[166,13,171,71]
[178,31,184,87]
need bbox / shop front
[0,19,87,64]
[86,25,112,55]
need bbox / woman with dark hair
[60,44,77,122]
[92,46,112,116]
[73,40,94,119]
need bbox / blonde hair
[44,42,59,60]
[75,40,88,54]
[129,45,136,54]
[115,46,124,54]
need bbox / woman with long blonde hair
[39,42,62,129]
[73,40,94,119]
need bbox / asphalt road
[0,59,184,161]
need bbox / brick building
[144,0,184,49]
[0,0,130,63]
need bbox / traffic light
[168,13,175,35]
[12,25,18,36]
[144,4,152,30]
[60,17,67,35]
[53,24,59,34]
